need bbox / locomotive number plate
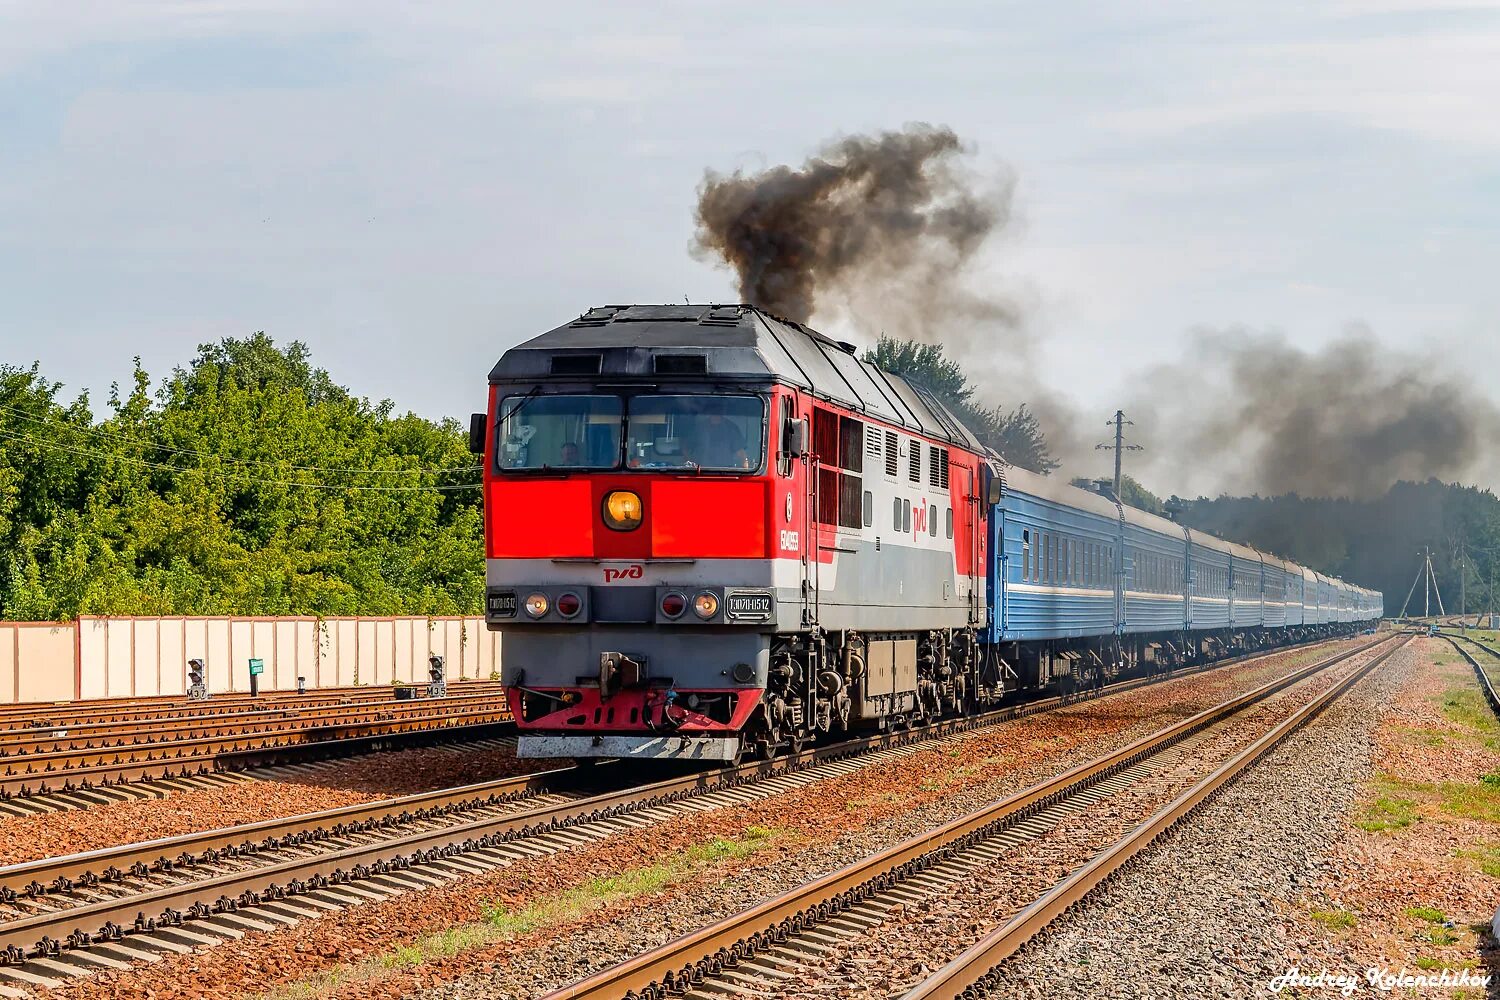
[725,592,772,621]
[487,591,518,618]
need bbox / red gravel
[31,637,1372,1000]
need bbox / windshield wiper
[497,386,543,425]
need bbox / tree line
[0,335,482,621]
[4,333,1490,621]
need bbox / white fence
[0,616,500,704]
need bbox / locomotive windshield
[495,394,622,470]
[496,393,764,472]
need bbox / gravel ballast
[21,638,1375,1000]
[995,641,1430,999]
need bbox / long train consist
[472,304,1382,761]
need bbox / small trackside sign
[725,591,773,622]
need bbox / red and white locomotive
[473,304,1001,761]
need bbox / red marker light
[556,592,582,618]
[661,592,687,619]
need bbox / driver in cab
[684,410,749,470]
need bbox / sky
[2,1,1497,494]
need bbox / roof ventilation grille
[550,354,603,375]
[654,354,708,375]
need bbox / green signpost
[249,657,264,696]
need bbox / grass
[1437,686,1500,746]
[1454,842,1500,878]
[1406,906,1447,923]
[1356,795,1420,832]
[485,825,779,934]
[1309,907,1358,929]
[261,826,781,1000]
[1405,906,1461,945]
[1439,778,1500,824]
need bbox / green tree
[864,337,1058,473]
[0,336,484,621]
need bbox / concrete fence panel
[0,616,499,704]
[2,624,76,703]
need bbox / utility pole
[1096,410,1143,501]
[1398,546,1449,620]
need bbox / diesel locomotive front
[474,304,997,762]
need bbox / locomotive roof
[489,304,985,451]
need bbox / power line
[0,428,481,493]
[0,400,481,477]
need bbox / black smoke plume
[692,126,1497,499]
[693,124,1022,352]
[1126,325,1500,499]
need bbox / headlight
[556,592,581,618]
[602,490,643,531]
[661,592,687,619]
[524,593,549,618]
[693,591,719,619]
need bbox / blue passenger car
[976,458,1381,695]
[1228,543,1264,630]
[1121,506,1188,635]
[990,467,1119,643]
[1187,529,1233,631]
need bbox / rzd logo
[602,564,644,583]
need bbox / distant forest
[885,338,1500,618]
[2,335,1493,621]
[1170,481,1500,618]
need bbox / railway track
[0,680,505,729]
[541,631,1408,1000]
[0,633,1375,989]
[0,682,512,804]
[1437,632,1500,719]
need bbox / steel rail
[904,631,1413,1000]
[0,706,512,798]
[0,703,511,771]
[539,633,1400,1000]
[0,689,513,756]
[0,681,506,730]
[0,763,577,897]
[0,633,1378,964]
[0,631,1359,903]
[1438,634,1500,719]
[0,633,1354,902]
